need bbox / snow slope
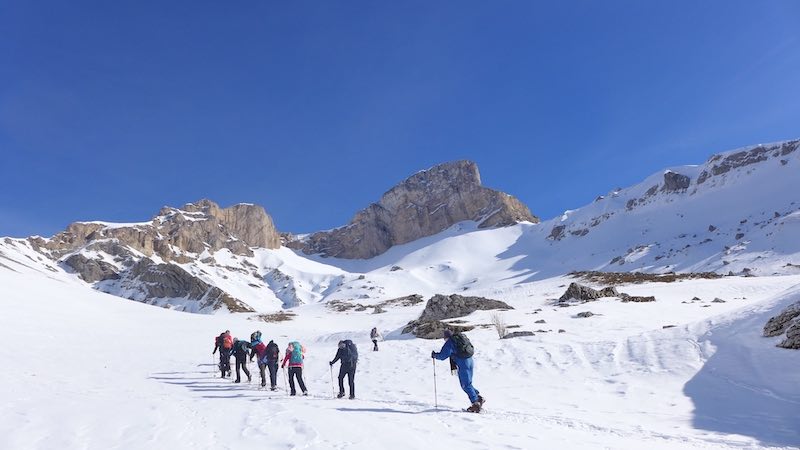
[2,263,799,449]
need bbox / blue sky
[2,1,799,237]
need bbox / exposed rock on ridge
[292,161,538,259]
[29,199,279,313]
[31,199,280,262]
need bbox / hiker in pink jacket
[281,341,308,396]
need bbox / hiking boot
[247,374,252,382]
[270,387,277,391]
[261,381,266,387]
[477,395,486,406]
[234,379,241,383]
[303,391,308,396]
[337,392,345,398]
[466,402,481,413]
[349,395,355,400]
[290,392,296,396]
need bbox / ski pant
[234,356,250,382]
[338,362,356,396]
[219,348,232,376]
[456,357,479,404]
[258,361,279,387]
[372,339,378,351]
[287,366,306,395]
[267,360,279,388]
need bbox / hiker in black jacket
[330,340,358,399]
[231,338,252,383]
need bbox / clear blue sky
[2,1,799,237]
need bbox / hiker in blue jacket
[432,329,485,412]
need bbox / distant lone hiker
[281,341,308,396]
[370,327,382,351]
[212,330,233,378]
[330,340,358,399]
[431,329,485,413]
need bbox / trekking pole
[432,358,438,410]
[330,365,335,399]
[283,367,289,396]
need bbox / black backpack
[342,339,358,364]
[266,342,279,361]
[215,335,224,348]
[451,333,474,358]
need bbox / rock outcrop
[662,171,691,191]
[291,161,538,259]
[559,283,619,302]
[31,199,280,262]
[501,331,535,339]
[558,282,656,304]
[764,302,800,349]
[402,293,513,339]
[97,258,253,313]
[63,254,120,283]
[29,199,278,313]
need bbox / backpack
[266,342,279,361]
[289,342,304,365]
[215,335,224,347]
[233,340,249,355]
[451,333,474,359]
[342,339,358,364]
[222,335,234,349]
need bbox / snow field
[2,266,799,449]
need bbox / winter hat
[443,329,453,338]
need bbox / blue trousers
[456,357,480,403]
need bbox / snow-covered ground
[2,260,799,449]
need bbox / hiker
[264,340,281,390]
[281,341,307,396]
[212,330,233,378]
[251,335,280,390]
[370,327,382,351]
[249,332,268,387]
[231,338,252,383]
[431,329,485,413]
[329,340,358,399]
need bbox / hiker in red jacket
[212,330,234,378]
[281,341,307,396]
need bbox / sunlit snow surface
[1,254,799,449]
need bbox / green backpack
[451,332,474,358]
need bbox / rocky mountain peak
[291,160,538,259]
[31,199,280,263]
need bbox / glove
[431,351,437,359]
[281,364,285,369]
[329,361,334,366]
[212,351,216,355]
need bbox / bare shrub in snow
[490,312,507,338]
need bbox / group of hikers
[212,325,486,412]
